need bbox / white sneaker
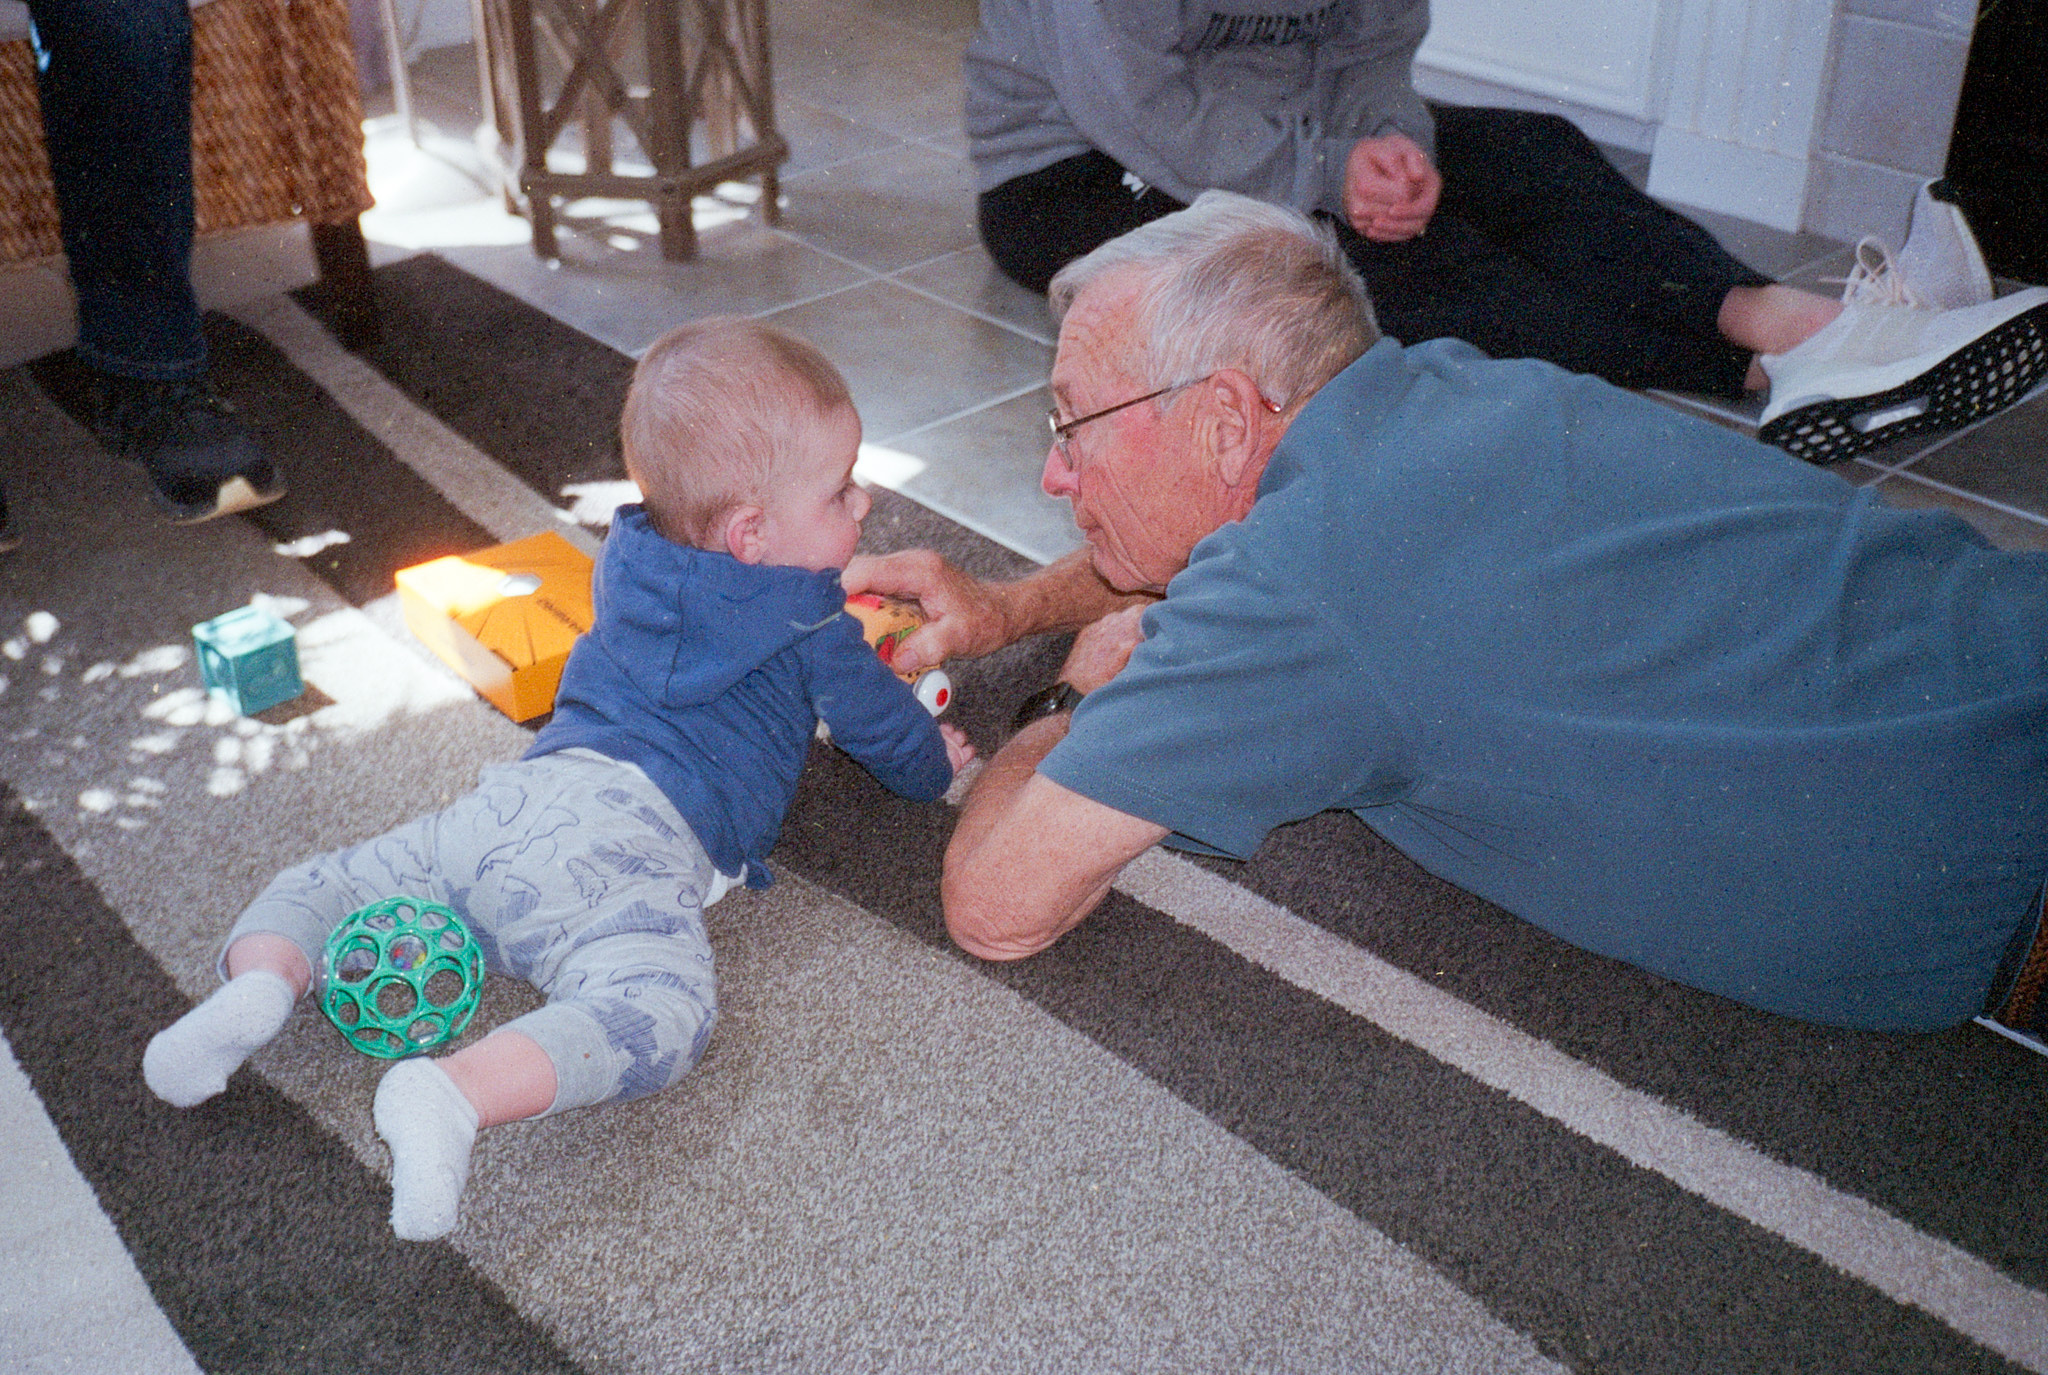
[1896,181,1995,312]
[1758,286,2048,463]
[1835,238,1927,309]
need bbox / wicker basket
[0,0,373,266]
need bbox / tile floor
[358,0,1081,563]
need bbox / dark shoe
[93,375,286,523]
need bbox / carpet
[0,254,2043,1375]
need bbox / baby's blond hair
[621,317,854,547]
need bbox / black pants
[979,106,1770,397]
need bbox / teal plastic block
[192,605,303,716]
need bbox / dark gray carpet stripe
[0,786,586,1375]
[29,251,2031,1372]
[295,254,634,507]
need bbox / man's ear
[1202,368,1275,490]
[723,505,768,564]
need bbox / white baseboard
[1413,64,1660,155]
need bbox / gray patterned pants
[228,749,732,1115]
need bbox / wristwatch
[1011,681,1085,730]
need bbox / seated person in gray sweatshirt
[965,0,2048,462]
[142,318,974,1241]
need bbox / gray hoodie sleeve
[965,0,1434,218]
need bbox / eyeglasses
[1046,375,1283,468]
[1046,379,1201,467]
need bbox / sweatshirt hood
[588,505,846,710]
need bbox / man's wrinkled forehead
[1051,272,1149,403]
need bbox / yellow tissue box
[395,531,595,722]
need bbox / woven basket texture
[0,0,372,264]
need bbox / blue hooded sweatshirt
[527,505,952,885]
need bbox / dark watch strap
[1011,681,1086,730]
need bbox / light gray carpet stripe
[1118,849,2048,1373]
[0,1030,202,1375]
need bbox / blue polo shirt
[1041,339,2048,1030]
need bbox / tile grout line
[870,378,1052,449]
[878,267,1059,348]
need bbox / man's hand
[938,721,976,774]
[1343,133,1441,243]
[843,550,1015,674]
[844,548,1148,675]
[1059,604,1147,694]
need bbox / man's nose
[1042,446,1077,499]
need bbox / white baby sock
[142,968,297,1108]
[373,1057,480,1242]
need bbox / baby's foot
[373,1058,480,1241]
[142,969,296,1107]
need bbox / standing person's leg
[979,151,1189,295]
[27,0,205,382]
[24,0,283,524]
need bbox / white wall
[1417,0,1673,152]
[1416,0,1975,240]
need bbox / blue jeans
[26,0,208,380]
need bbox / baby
[144,317,974,1239]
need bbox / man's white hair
[1047,191,1378,409]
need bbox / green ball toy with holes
[319,897,485,1058]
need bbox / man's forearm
[942,691,1169,961]
[988,551,1151,647]
[945,722,1118,959]
[948,714,1071,874]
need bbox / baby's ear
[722,505,768,564]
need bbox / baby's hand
[939,721,976,774]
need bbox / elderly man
[848,191,2048,1046]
